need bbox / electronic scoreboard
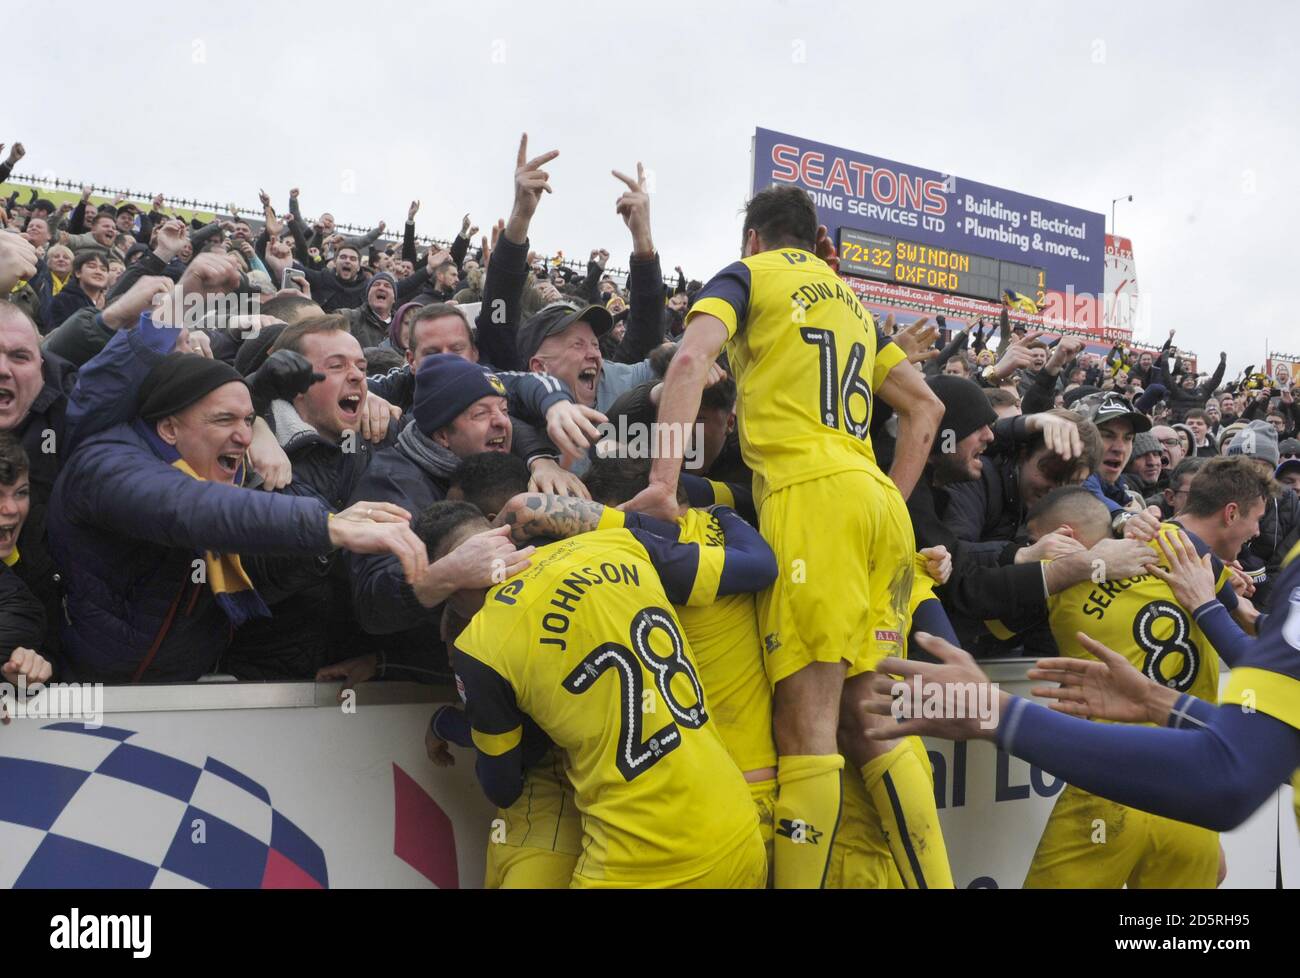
[838,227,1045,305]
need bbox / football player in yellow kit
[580,463,779,863]
[422,496,778,887]
[862,525,1300,854]
[623,185,947,888]
[998,459,1271,886]
[828,549,954,889]
[432,472,777,887]
[466,479,959,889]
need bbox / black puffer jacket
[0,560,47,660]
[1161,355,1226,422]
[1240,488,1300,607]
[302,265,428,313]
[943,452,1026,569]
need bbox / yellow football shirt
[665,507,775,774]
[688,248,906,504]
[454,527,759,884]
[1045,524,1230,704]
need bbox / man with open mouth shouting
[222,313,407,680]
[342,353,537,682]
[46,350,434,685]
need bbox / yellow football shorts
[757,467,915,688]
[485,844,578,889]
[571,825,769,889]
[483,750,582,889]
[750,777,777,882]
[1023,784,1219,889]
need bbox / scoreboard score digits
[836,230,894,280]
[838,227,1044,304]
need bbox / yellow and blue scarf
[134,419,271,627]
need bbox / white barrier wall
[0,683,495,889]
[0,667,1289,888]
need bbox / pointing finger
[525,149,559,170]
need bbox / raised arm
[475,134,558,371]
[344,221,385,252]
[1197,353,1227,397]
[923,325,968,378]
[402,200,418,263]
[872,633,1300,833]
[581,250,607,303]
[451,214,475,269]
[610,163,666,363]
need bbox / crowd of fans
[0,130,1295,696]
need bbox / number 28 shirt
[687,248,907,503]
[453,519,764,885]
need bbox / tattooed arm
[493,492,610,545]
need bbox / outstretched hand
[1028,631,1165,723]
[863,633,1002,741]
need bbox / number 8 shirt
[1022,523,1236,888]
[1043,523,1235,703]
[453,519,767,886]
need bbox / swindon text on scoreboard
[837,227,1045,304]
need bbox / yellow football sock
[773,754,844,889]
[861,738,954,889]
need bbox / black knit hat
[413,354,508,435]
[1062,385,1101,408]
[926,375,998,443]
[137,353,247,422]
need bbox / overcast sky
[12,0,1296,376]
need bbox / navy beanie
[368,271,398,295]
[412,354,507,435]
